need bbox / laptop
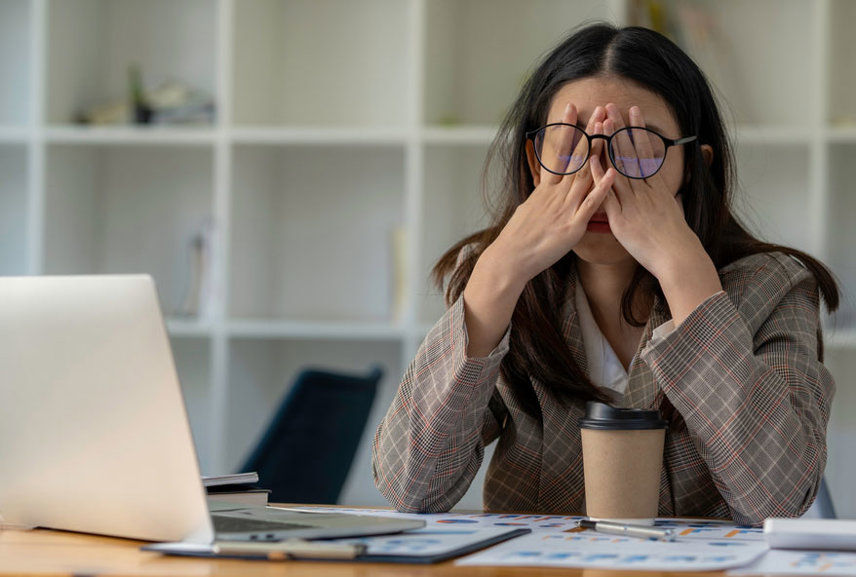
[0,274,423,544]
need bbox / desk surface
[0,525,732,577]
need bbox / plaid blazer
[372,252,834,526]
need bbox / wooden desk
[0,525,732,577]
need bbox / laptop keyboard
[212,514,312,533]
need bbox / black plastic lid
[578,401,667,430]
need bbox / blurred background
[1,0,854,515]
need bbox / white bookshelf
[1,0,855,513]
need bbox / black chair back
[239,365,382,504]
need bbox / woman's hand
[484,103,617,284]
[592,103,722,325]
[462,103,617,356]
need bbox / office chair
[238,365,383,504]
[801,476,836,519]
[807,476,837,519]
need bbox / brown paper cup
[579,402,667,524]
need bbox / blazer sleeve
[641,254,834,526]
[371,295,510,512]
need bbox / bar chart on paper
[731,550,856,576]
[456,530,769,571]
[288,508,771,571]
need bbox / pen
[214,539,367,560]
[578,519,676,542]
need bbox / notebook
[764,518,856,551]
[0,274,423,544]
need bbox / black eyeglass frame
[525,123,698,179]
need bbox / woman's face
[529,76,688,268]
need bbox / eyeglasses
[526,123,697,179]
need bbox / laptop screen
[0,275,214,543]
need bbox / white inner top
[575,282,676,405]
[575,282,631,403]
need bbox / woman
[372,23,838,526]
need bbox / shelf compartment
[46,0,217,126]
[230,127,408,146]
[419,143,493,324]
[733,125,812,146]
[666,0,814,130]
[421,126,500,146]
[424,0,619,127]
[0,127,30,144]
[818,349,856,518]
[228,319,405,341]
[226,337,402,505]
[827,126,856,143]
[43,144,215,316]
[0,144,29,275]
[45,126,217,146]
[826,328,856,350]
[731,141,812,253]
[829,0,856,128]
[170,336,214,475]
[827,143,856,328]
[229,143,405,323]
[166,317,216,338]
[231,0,410,127]
[0,0,31,126]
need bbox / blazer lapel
[531,376,587,513]
[563,273,588,374]
[532,274,588,512]
[625,296,671,409]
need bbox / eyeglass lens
[534,125,667,178]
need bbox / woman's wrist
[656,247,723,326]
[474,245,536,294]
[462,248,528,357]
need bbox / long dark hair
[432,23,839,416]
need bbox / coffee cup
[579,401,667,524]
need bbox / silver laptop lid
[0,275,214,543]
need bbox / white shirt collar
[575,281,629,403]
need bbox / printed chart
[281,508,856,574]
[730,550,856,576]
[285,507,773,570]
[456,531,769,571]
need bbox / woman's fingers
[620,107,670,195]
[594,153,624,236]
[565,103,598,177]
[628,106,660,178]
[604,103,638,178]
[628,106,653,156]
[540,103,579,185]
[580,155,614,218]
[562,108,605,199]
[602,117,635,201]
[579,106,606,181]
[586,156,619,246]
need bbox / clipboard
[143,526,530,563]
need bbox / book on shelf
[202,472,270,506]
[390,226,408,322]
[176,218,217,320]
[202,472,259,488]
[628,0,752,124]
[206,488,270,506]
